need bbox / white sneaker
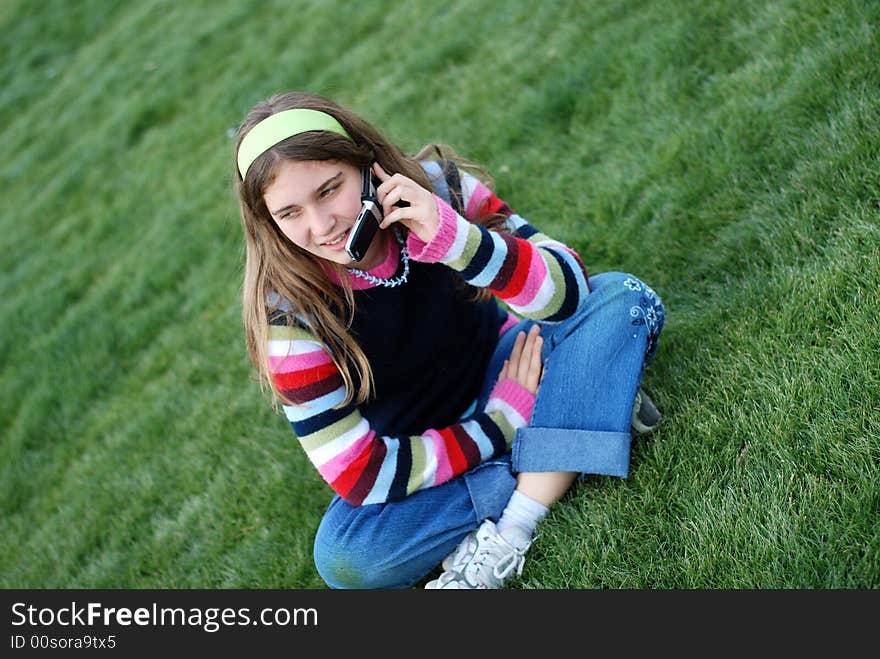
[424,570,475,589]
[425,520,531,589]
[441,531,478,572]
[422,532,480,588]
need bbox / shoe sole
[631,389,661,436]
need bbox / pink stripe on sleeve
[490,380,536,423]
[465,181,493,221]
[425,429,452,484]
[406,196,460,263]
[269,349,333,374]
[499,311,520,336]
[504,244,549,308]
[316,429,376,481]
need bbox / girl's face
[263,159,384,268]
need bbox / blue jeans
[313,272,665,588]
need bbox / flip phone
[345,164,409,262]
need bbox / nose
[308,207,337,240]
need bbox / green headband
[237,108,351,178]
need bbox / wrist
[406,195,459,262]
[486,379,536,427]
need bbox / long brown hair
[234,91,502,407]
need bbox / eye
[279,207,301,221]
[320,184,339,198]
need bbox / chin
[329,252,356,267]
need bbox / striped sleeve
[269,323,535,507]
[407,172,590,322]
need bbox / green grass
[1,0,877,588]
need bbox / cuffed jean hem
[512,427,632,478]
[463,456,517,523]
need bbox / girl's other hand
[372,162,440,243]
[498,325,544,395]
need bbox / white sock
[496,490,549,542]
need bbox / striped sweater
[269,165,590,506]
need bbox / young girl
[234,91,664,589]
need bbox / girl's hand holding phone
[372,162,440,244]
[499,325,544,395]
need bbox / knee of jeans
[593,272,664,338]
[313,519,397,589]
[591,271,640,297]
[313,525,365,589]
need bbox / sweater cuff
[486,380,536,428]
[406,195,459,263]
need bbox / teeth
[323,230,348,246]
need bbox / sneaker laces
[464,523,531,587]
[489,541,529,581]
[443,532,477,573]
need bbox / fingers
[382,183,404,207]
[526,331,544,393]
[372,161,390,182]
[378,209,398,231]
[378,177,415,209]
[375,177,440,242]
[516,327,542,394]
[373,167,416,228]
[379,198,411,229]
[373,164,409,205]
[501,325,544,395]
[498,359,509,382]
[507,330,526,376]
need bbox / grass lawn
[1,0,877,588]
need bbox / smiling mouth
[321,229,350,247]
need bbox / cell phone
[345,165,383,262]
[345,164,409,262]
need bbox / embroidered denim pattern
[624,276,664,364]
